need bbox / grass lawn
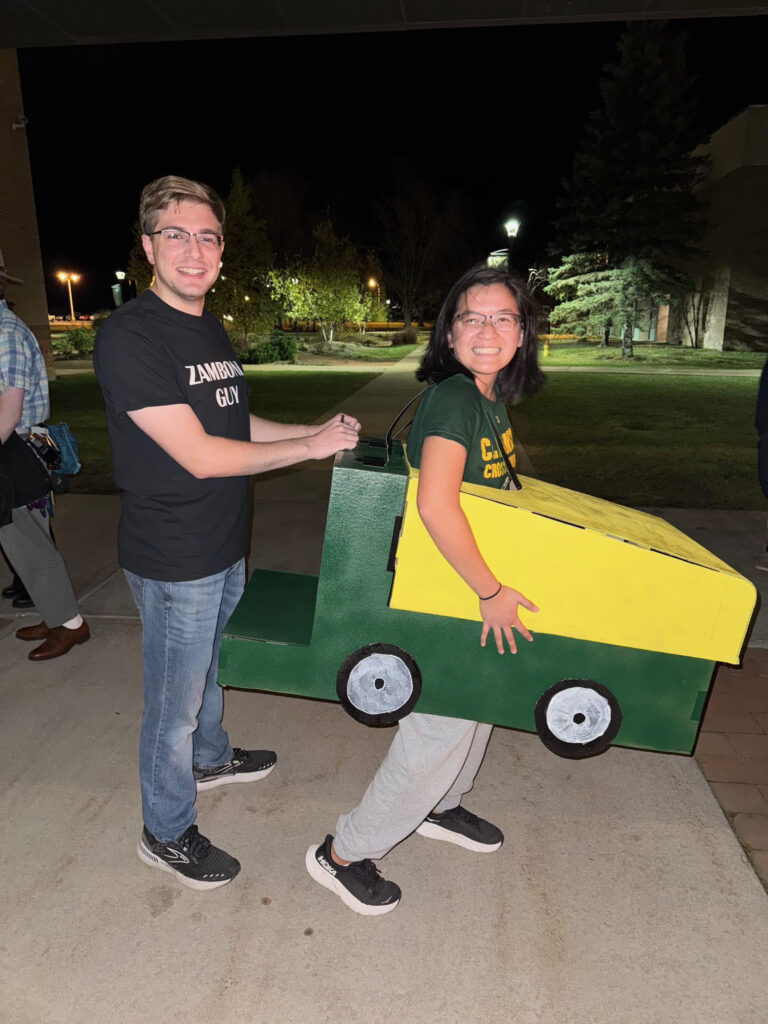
[539,339,766,370]
[49,362,763,509]
[292,339,423,362]
[336,343,422,362]
[510,372,763,509]
[50,370,379,493]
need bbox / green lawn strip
[340,343,421,362]
[539,340,765,370]
[49,370,379,493]
[290,341,421,362]
[244,369,378,420]
[510,372,763,509]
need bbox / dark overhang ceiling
[3,0,767,49]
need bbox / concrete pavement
[1,348,767,1024]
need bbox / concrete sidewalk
[1,350,767,1024]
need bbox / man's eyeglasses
[453,312,523,331]
[149,228,224,250]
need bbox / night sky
[16,16,768,314]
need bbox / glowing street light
[504,218,521,239]
[57,271,80,321]
[367,277,380,304]
[488,217,524,269]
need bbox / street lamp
[488,218,523,269]
[57,271,80,321]
[504,218,521,239]
[367,277,380,305]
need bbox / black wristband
[479,582,502,601]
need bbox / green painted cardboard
[219,440,726,757]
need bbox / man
[94,176,360,890]
[0,251,89,659]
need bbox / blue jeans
[124,559,245,841]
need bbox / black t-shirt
[94,290,251,581]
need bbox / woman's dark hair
[416,264,544,404]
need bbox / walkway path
[1,347,766,1024]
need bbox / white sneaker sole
[305,845,399,916]
[415,821,502,853]
[195,762,276,792]
[137,838,235,890]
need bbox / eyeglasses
[453,312,524,331]
[149,228,224,250]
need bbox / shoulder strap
[480,402,522,491]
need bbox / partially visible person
[1,544,33,607]
[94,175,361,891]
[0,250,89,659]
[306,264,544,914]
[755,357,768,571]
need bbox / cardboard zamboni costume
[218,438,755,759]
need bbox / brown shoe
[16,620,50,641]
[28,621,90,661]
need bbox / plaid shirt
[0,299,49,432]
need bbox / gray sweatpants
[0,506,79,627]
[333,712,493,862]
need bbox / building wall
[696,107,768,351]
[0,48,52,367]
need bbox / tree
[548,252,690,354]
[374,163,474,327]
[249,169,312,265]
[206,170,276,350]
[680,278,712,348]
[125,223,153,295]
[549,22,708,356]
[269,219,367,343]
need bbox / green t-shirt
[406,374,516,489]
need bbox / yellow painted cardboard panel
[460,475,740,575]
[390,474,755,665]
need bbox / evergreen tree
[549,22,708,356]
[548,252,690,349]
[206,170,276,350]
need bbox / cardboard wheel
[336,643,422,727]
[534,679,621,759]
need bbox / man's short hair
[139,175,226,235]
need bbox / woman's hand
[479,585,538,655]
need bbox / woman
[307,264,544,914]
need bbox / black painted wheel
[534,679,621,759]
[336,643,422,727]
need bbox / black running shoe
[194,747,277,791]
[305,835,401,916]
[137,825,240,890]
[416,806,503,852]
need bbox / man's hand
[479,585,538,655]
[314,412,361,434]
[307,414,361,460]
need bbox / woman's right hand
[479,585,538,655]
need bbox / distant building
[688,105,768,350]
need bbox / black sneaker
[416,806,503,853]
[194,747,276,791]
[137,825,240,890]
[305,835,401,916]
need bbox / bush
[242,331,298,365]
[389,327,418,346]
[51,327,94,359]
